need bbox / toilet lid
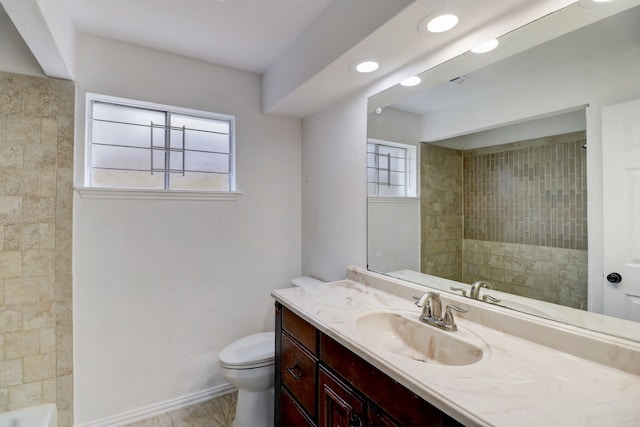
[218,332,275,369]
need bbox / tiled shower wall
[463,132,587,250]
[420,144,463,282]
[0,71,74,425]
[421,132,588,308]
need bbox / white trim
[75,187,242,201]
[368,196,420,204]
[74,384,236,427]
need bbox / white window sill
[368,196,419,204]
[75,187,242,201]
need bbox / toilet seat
[219,332,275,369]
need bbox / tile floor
[124,391,237,427]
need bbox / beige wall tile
[56,375,72,412]
[0,70,74,425]
[38,223,56,251]
[4,330,40,359]
[0,251,22,279]
[56,116,74,170]
[5,277,39,304]
[39,276,56,302]
[22,250,55,277]
[0,305,22,333]
[22,196,55,223]
[41,119,58,145]
[6,170,40,197]
[24,83,58,119]
[23,302,55,330]
[4,223,40,251]
[0,89,24,115]
[0,386,8,412]
[0,145,23,169]
[39,170,57,198]
[23,353,56,383]
[40,327,56,354]
[56,324,73,376]
[42,377,56,403]
[0,359,23,387]
[0,197,23,224]
[8,381,43,410]
[7,116,40,145]
[23,144,57,170]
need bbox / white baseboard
[75,383,236,427]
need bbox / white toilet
[219,276,324,427]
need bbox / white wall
[367,199,420,272]
[301,95,367,281]
[435,109,586,150]
[367,108,421,273]
[0,9,44,77]
[73,34,302,424]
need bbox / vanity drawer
[281,332,318,419]
[282,307,317,353]
[281,388,315,427]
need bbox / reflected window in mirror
[367,139,417,198]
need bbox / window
[367,139,417,197]
[86,94,235,192]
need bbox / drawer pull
[287,364,304,379]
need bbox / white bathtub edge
[0,404,57,427]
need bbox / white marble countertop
[272,280,640,427]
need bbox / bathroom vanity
[272,267,640,426]
[275,304,463,427]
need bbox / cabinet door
[367,406,399,427]
[319,367,365,427]
[281,388,315,427]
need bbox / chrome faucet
[413,292,467,332]
[469,280,493,300]
[414,291,442,319]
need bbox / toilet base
[233,388,274,427]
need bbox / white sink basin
[356,312,484,366]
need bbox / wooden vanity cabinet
[275,303,465,427]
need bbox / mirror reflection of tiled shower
[421,131,588,309]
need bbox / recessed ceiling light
[355,61,379,73]
[426,14,459,33]
[593,0,615,2]
[471,39,499,54]
[400,76,422,87]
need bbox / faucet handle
[450,286,467,298]
[443,304,468,331]
[482,294,502,303]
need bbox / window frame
[82,93,239,199]
[367,138,418,199]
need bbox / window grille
[367,141,415,197]
[87,95,235,192]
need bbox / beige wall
[462,239,587,309]
[421,132,588,308]
[420,144,463,282]
[0,71,74,426]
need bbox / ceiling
[63,0,334,74]
[1,0,580,117]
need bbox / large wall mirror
[367,0,640,342]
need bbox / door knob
[606,272,622,287]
